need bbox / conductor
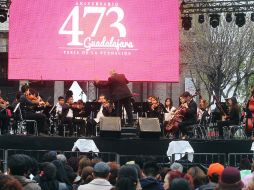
[95,70,133,126]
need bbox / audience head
[81,166,94,184]
[170,162,183,173]
[0,174,23,190]
[8,154,32,177]
[42,151,57,162]
[187,166,207,189]
[164,170,184,190]
[143,161,160,178]
[108,162,120,185]
[239,158,251,170]
[52,159,70,184]
[40,162,57,181]
[67,156,79,173]
[98,95,107,104]
[93,162,110,179]
[78,156,91,176]
[169,178,191,190]
[218,167,244,190]
[115,165,138,190]
[56,154,67,165]
[207,163,224,183]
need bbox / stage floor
[0,135,252,155]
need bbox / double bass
[246,96,254,133]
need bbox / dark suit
[58,103,73,136]
[19,95,48,134]
[179,100,197,136]
[96,73,133,124]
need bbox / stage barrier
[228,153,254,167]
[172,153,227,168]
[118,154,171,166]
[2,149,252,173]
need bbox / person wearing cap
[216,167,244,190]
[217,96,240,139]
[78,162,112,190]
[198,163,224,190]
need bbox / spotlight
[225,13,232,23]
[251,13,254,22]
[182,16,192,30]
[198,15,205,24]
[235,13,246,27]
[210,14,220,28]
[0,9,7,23]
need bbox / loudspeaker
[138,117,161,138]
[99,117,121,137]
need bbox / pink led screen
[8,0,179,81]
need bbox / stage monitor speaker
[99,117,121,137]
[138,117,161,138]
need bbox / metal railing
[2,148,253,173]
[172,153,227,168]
[118,154,171,166]
[228,153,254,167]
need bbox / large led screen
[9,0,179,81]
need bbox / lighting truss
[181,0,254,15]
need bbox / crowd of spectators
[1,151,254,190]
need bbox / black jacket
[140,177,164,190]
[183,100,197,123]
[19,95,37,113]
[61,104,72,118]
[96,73,132,101]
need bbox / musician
[178,91,197,139]
[197,99,210,125]
[19,85,48,135]
[59,96,74,137]
[164,98,176,121]
[217,97,240,138]
[55,96,65,117]
[86,95,115,136]
[147,96,166,124]
[95,70,133,125]
[73,100,86,136]
[244,87,254,137]
[0,96,10,134]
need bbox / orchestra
[0,83,252,140]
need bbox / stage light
[235,13,246,27]
[182,15,192,30]
[198,15,205,24]
[0,9,7,23]
[251,13,254,22]
[210,14,220,28]
[225,13,232,23]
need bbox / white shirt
[56,103,62,115]
[78,178,112,190]
[94,105,104,123]
[164,106,176,121]
[67,108,73,118]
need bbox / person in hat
[217,96,240,138]
[78,162,112,190]
[198,163,224,190]
[216,167,244,190]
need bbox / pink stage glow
[8,0,179,82]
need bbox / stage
[0,135,252,155]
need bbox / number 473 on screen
[59,6,127,46]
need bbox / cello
[246,96,254,133]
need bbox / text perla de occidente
[84,36,134,51]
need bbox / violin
[0,97,10,109]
